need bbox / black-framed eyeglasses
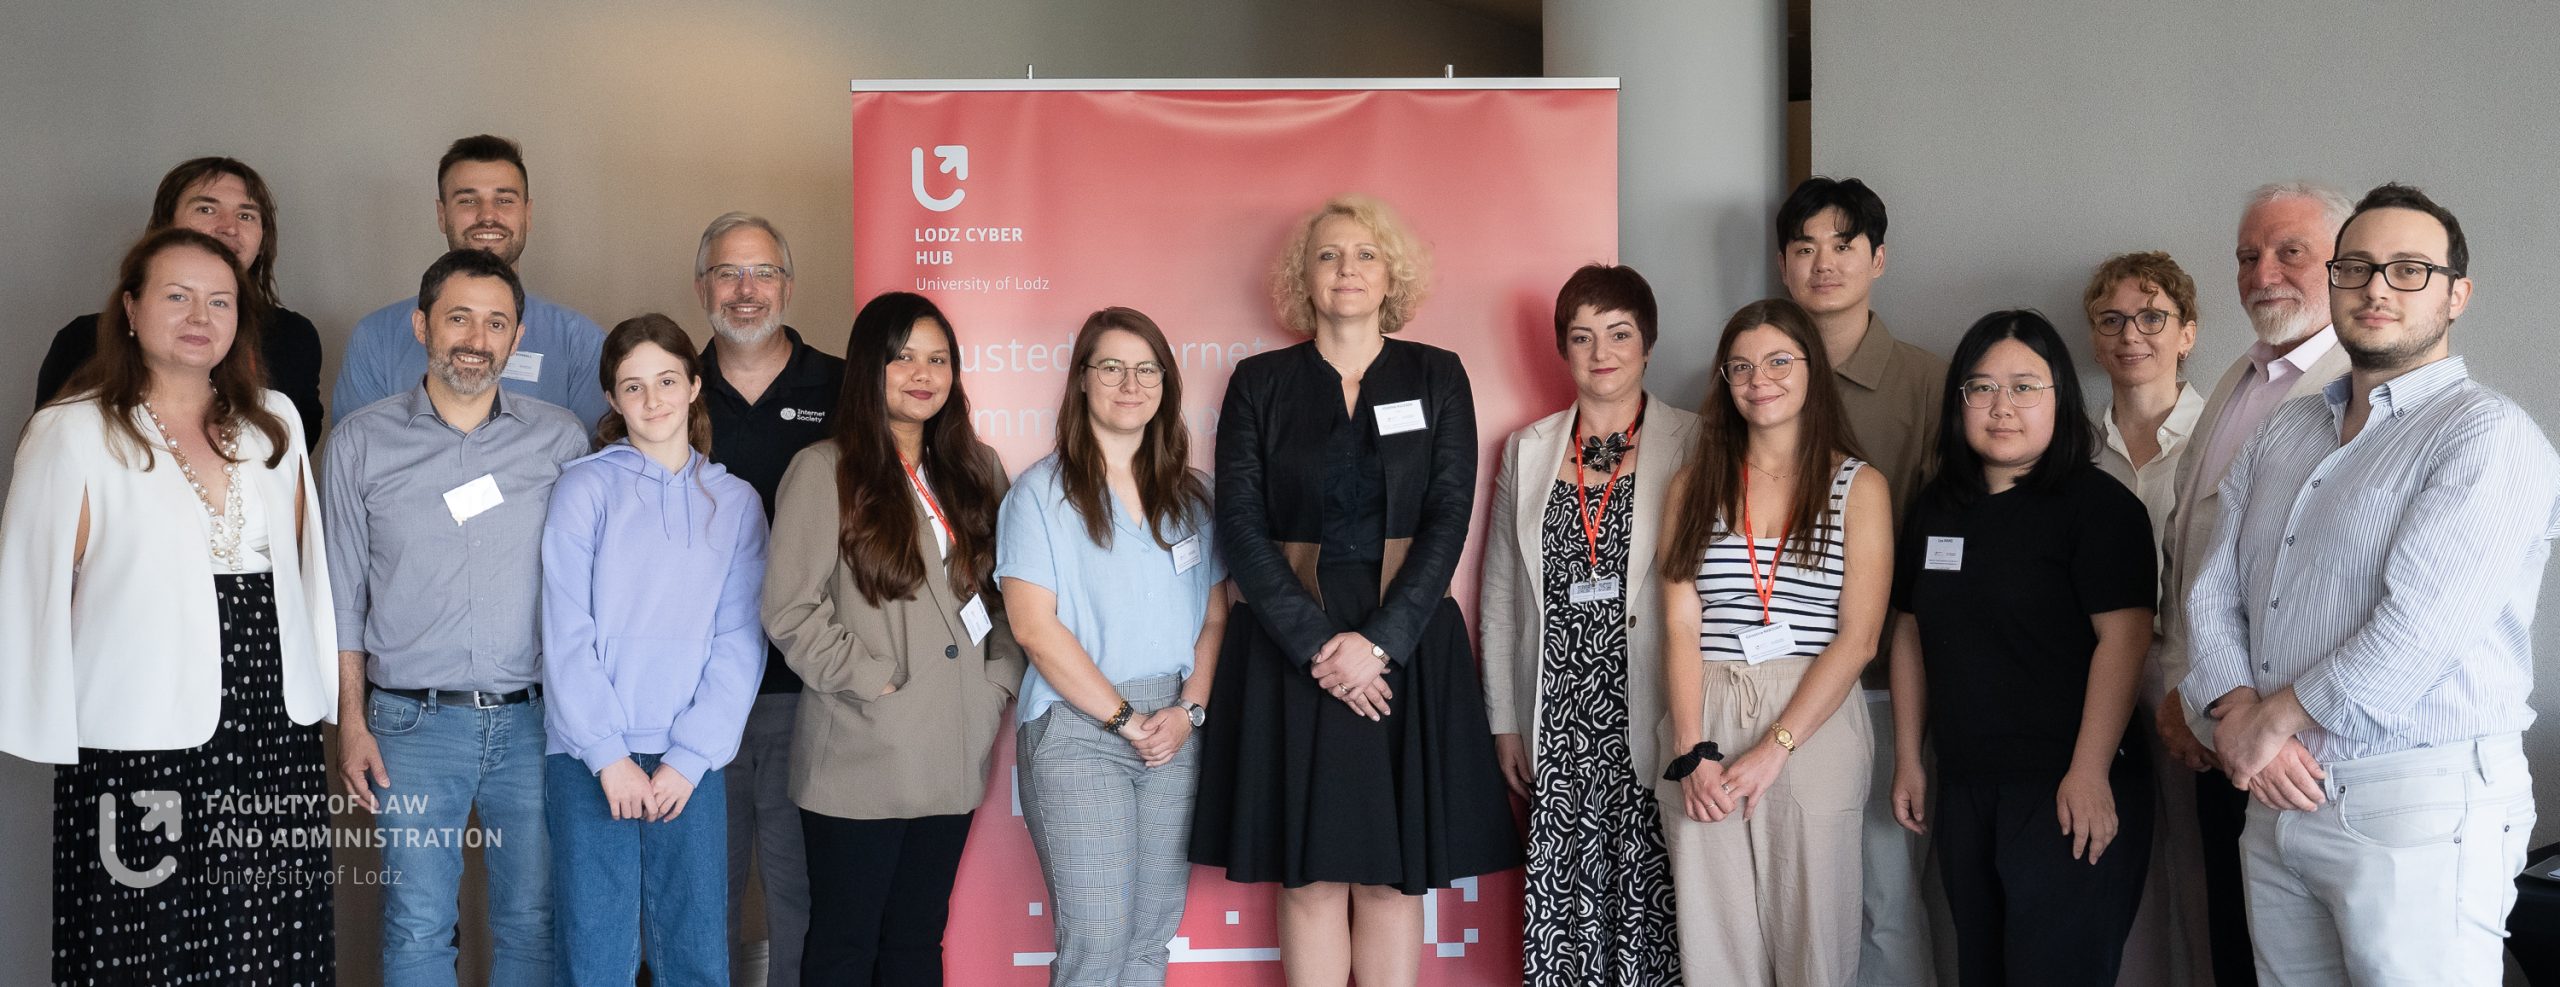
[2094,309,2176,337]
[705,264,789,286]
[1960,379,2052,409]
[1719,353,1800,384]
[2326,258,2462,292]
[1086,361,1165,388]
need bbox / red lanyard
[899,457,957,550]
[1572,412,1641,569]
[1740,470,1789,625]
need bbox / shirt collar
[2248,324,2339,380]
[2101,382,2208,456]
[2322,354,2469,422]
[1834,312,1896,390]
[403,380,523,428]
[701,325,831,395]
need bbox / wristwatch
[1771,724,1798,753]
[1179,701,1207,728]
[1370,643,1389,664]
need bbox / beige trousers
[1659,656,1873,987]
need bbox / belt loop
[423,690,440,713]
[2476,738,2493,784]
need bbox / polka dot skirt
[52,572,334,986]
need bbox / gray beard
[2247,302,2325,347]
[429,353,498,396]
[710,311,782,346]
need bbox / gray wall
[1546,0,1786,413]
[1814,0,2560,839]
[0,1,1534,979]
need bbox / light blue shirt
[332,291,610,430]
[996,454,1226,723]
[2183,356,2560,762]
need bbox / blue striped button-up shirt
[2181,356,2560,762]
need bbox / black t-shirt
[701,326,845,694]
[1892,466,2155,782]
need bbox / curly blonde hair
[1268,194,1432,335]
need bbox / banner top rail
[850,77,1619,93]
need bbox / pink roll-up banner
[849,78,1618,984]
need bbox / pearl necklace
[143,402,247,572]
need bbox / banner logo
[911,145,970,212]
[99,790,183,888]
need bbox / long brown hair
[594,313,714,455]
[832,292,1005,605]
[1054,307,1209,549]
[58,228,288,470]
[149,157,283,308]
[1662,298,1861,572]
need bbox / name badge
[442,473,504,525]
[502,350,544,383]
[1374,399,1428,436]
[1567,576,1621,604]
[1925,536,1965,571]
[1736,621,1797,664]
[1172,535,1204,574]
[959,594,993,645]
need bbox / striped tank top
[1695,457,1863,660]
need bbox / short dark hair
[437,134,527,193]
[1777,176,1888,251]
[1920,310,2097,510]
[416,248,526,320]
[2341,182,2467,277]
[1552,264,1660,355]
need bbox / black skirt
[1189,562,1523,893]
[51,572,335,986]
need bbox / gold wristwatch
[1771,724,1798,753]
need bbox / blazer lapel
[912,495,967,648]
[1518,409,1572,579]
[1629,397,1685,586]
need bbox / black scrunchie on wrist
[1661,741,1725,781]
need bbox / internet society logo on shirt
[780,407,828,424]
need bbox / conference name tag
[1568,576,1620,604]
[443,473,504,525]
[1374,399,1428,436]
[1736,621,1797,665]
[1172,535,1204,574]
[959,594,993,645]
[502,350,544,383]
[1925,536,1965,571]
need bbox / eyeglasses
[2326,258,2462,292]
[2094,309,2177,336]
[704,264,788,286]
[1719,353,1799,384]
[1960,379,2053,409]
[1086,361,1165,388]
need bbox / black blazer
[36,309,327,440]
[1214,337,1477,668]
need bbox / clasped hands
[2205,686,2329,812]
[1311,631,1392,721]
[1113,705,1192,768]
[1677,734,1788,823]
[599,758,697,822]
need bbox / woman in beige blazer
[1481,265,1697,985]
[762,291,1025,986]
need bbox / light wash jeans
[367,689,554,987]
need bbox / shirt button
[2284,535,2295,546]
[2261,662,2273,672]
[945,645,959,659]
[2270,598,2282,611]
[2311,479,2322,488]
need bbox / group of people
[0,132,2550,987]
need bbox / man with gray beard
[690,213,841,987]
[2151,182,2354,987]
[324,249,590,985]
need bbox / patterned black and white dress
[1524,473,1682,985]
[51,571,335,986]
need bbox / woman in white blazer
[1481,264,1696,986]
[0,228,338,986]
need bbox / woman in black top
[36,157,325,437]
[1886,310,2156,987]
[1189,195,1518,986]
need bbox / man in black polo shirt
[695,212,842,987]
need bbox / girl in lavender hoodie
[542,313,770,985]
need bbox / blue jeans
[367,689,554,987]
[546,752,730,986]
